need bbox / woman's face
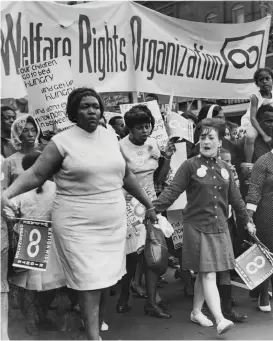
[130,122,151,145]
[20,122,38,147]
[200,128,221,158]
[77,96,101,133]
[224,128,231,140]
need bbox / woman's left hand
[145,208,158,224]
[164,139,176,159]
[246,221,256,235]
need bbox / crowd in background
[1,67,273,340]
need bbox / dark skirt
[182,223,235,272]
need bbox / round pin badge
[197,167,207,177]
[221,168,229,180]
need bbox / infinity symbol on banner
[227,46,259,69]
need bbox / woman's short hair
[124,105,155,132]
[198,105,223,122]
[66,87,104,123]
[254,67,273,85]
[1,105,16,116]
[199,118,226,140]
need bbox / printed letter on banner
[235,243,273,290]
[18,57,75,134]
[120,101,168,151]
[13,219,52,272]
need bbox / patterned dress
[246,151,273,252]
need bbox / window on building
[206,12,218,23]
[232,4,245,23]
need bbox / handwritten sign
[166,112,194,144]
[19,57,75,134]
[166,142,187,211]
[235,243,273,290]
[13,219,52,272]
[120,100,168,151]
[166,210,183,249]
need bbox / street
[8,268,273,340]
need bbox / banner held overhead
[1,1,271,99]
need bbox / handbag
[144,219,169,276]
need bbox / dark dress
[153,155,249,272]
[246,152,273,252]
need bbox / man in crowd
[108,116,127,140]
[1,106,16,158]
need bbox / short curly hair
[124,104,155,132]
[199,118,226,141]
[254,67,273,86]
[66,87,104,123]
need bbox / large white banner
[1,1,271,99]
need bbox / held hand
[246,221,256,236]
[1,194,17,218]
[164,139,176,159]
[2,207,16,221]
[145,208,158,224]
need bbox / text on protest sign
[18,57,75,133]
[166,210,184,250]
[13,219,52,272]
[120,100,168,151]
[1,1,270,99]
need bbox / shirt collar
[198,154,218,164]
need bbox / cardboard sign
[166,142,187,211]
[166,112,194,144]
[235,243,273,290]
[167,210,183,249]
[19,57,75,134]
[120,100,168,151]
[13,219,52,272]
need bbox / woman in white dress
[1,87,157,340]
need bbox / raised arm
[2,141,63,203]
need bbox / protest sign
[235,243,273,290]
[13,219,52,272]
[120,100,168,150]
[104,111,120,123]
[1,1,270,99]
[166,142,187,211]
[166,210,183,249]
[18,57,75,133]
[166,112,194,144]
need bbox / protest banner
[18,57,75,133]
[1,1,270,99]
[166,210,184,249]
[120,100,168,150]
[235,242,273,290]
[166,142,187,211]
[13,218,52,272]
[166,112,194,144]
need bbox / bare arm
[250,95,267,138]
[4,141,63,200]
